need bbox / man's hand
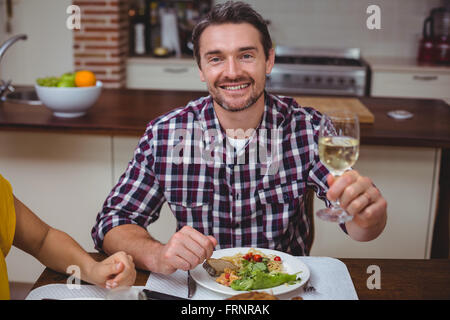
[154,226,217,274]
[87,251,137,289]
[327,170,387,241]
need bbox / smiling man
[92,1,387,275]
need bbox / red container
[434,36,450,65]
[417,37,436,65]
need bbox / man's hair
[192,1,272,68]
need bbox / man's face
[198,23,275,112]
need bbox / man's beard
[210,77,265,113]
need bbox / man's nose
[224,58,241,79]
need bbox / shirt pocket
[256,180,306,248]
[164,188,213,233]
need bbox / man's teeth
[223,84,249,90]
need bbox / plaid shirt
[92,92,334,256]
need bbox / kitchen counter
[0,89,449,148]
[365,56,450,73]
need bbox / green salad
[229,256,301,291]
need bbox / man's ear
[265,47,275,75]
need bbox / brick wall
[72,0,128,88]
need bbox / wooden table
[31,254,450,300]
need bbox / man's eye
[209,57,222,63]
[242,53,254,60]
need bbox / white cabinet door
[371,70,450,100]
[126,58,208,91]
[311,145,440,259]
[1,132,112,283]
[112,136,177,244]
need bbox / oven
[266,46,371,97]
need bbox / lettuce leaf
[230,270,299,291]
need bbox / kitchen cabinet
[368,57,450,104]
[126,57,208,91]
[1,132,112,283]
[311,145,440,260]
[1,133,177,283]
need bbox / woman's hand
[87,251,136,289]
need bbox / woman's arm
[12,196,136,288]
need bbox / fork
[187,271,196,298]
[303,280,316,293]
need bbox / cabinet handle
[412,75,438,81]
[163,67,189,74]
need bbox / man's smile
[219,83,250,91]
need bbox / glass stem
[331,199,341,209]
[330,173,342,209]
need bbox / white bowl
[35,81,102,118]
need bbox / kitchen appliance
[266,46,370,97]
[418,5,450,65]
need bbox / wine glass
[316,110,360,223]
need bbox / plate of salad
[190,247,310,296]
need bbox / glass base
[316,207,353,224]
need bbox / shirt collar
[199,91,286,133]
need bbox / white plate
[190,247,310,296]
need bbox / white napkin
[25,284,144,300]
[145,257,358,300]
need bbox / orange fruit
[75,70,96,87]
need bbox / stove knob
[327,77,334,84]
[315,77,322,83]
[304,76,310,83]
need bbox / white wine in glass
[316,111,360,223]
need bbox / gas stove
[266,46,370,97]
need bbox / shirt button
[283,194,290,202]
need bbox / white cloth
[25,257,358,300]
[146,257,358,300]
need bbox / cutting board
[294,96,375,123]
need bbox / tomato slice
[253,254,262,262]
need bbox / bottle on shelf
[134,0,147,55]
[148,1,161,54]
